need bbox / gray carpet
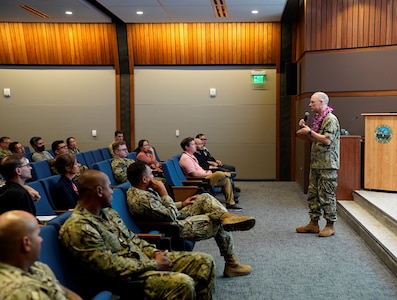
[194,182,397,300]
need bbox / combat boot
[220,213,255,231]
[223,255,252,277]
[319,221,335,237]
[296,220,319,233]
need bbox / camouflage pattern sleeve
[59,205,158,278]
[126,187,179,222]
[111,158,134,183]
[0,261,68,300]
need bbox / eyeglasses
[200,138,207,141]
[57,145,68,150]
[19,163,31,168]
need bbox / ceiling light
[251,10,258,14]
[65,11,73,15]
[136,11,143,15]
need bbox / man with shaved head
[60,169,215,299]
[0,210,82,299]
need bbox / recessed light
[136,11,143,15]
[251,10,258,14]
[65,11,73,15]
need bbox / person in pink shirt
[179,137,242,211]
[134,139,163,175]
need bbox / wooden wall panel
[303,0,397,52]
[127,22,280,66]
[0,23,118,71]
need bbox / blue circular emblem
[374,125,392,144]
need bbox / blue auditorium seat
[30,160,52,181]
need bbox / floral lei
[311,106,333,133]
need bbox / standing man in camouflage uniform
[296,91,340,237]
[111,141,135,184]
[0,210,82,299]
[126,162,255,278]
[59,170,215,299]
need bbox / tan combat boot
[296,220,319,233]
[223,255,252,277]
[220,213,255,231]
[319,222,335,237]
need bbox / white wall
[134,66,276,179]
[0,67,116,152]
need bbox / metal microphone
[341,116,358,135]
[303,112,309,122]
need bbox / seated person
[194,138,239,199]
[108,130,125,158]
[30,136,54,162]
[52,153,80,210]
[127,162,255,278]
[0,210,82,299]
[50,140,87,178]
[66,137,81,154]
[196,133,237,174]
[9,141,26,157]
[0,155,37,216]
[111,141,135,184]
[59,170,215,299]
[0,137,12,157]
[134,139,163,176]
[179,137,242,211]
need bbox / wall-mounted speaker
[285,62,297,95]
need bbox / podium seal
[374,125,392,144]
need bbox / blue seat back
[42,213,113,300]
[162,160,183,186]
[92,149,104,163]
[24,146,31,153]
[127,152,137,161]
[82,151,96,168]
[91,159,118,186]
[75,152,87,167]
[27,181,56,215]
[39,225,79,291]
[46,211,73,231]
[46,149,55,157]
[39,175,61,207]
[99,147,112,160]
[170,155,187,181]
[111,189,143,234]
[151,146,162,162]
[31,160,52,181]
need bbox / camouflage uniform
[111,157,135,184]
[0,149,12,157]
[0,261,68,300]
[127,188,234,256]
[59,202,215,299]
[307,113,340,222]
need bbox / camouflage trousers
[178,193,234,256]
[205,171,235,206]
[139,251,215,300]
[307,169,338,222]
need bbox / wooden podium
[335,135,361,200]
[362,113,397,192]
[295,135,361,200]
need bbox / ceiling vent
[19,5,50,19]
[211,0,229,18]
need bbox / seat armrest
[171,186,199,202]
[136,233,163,239]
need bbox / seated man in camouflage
[126,161,255,278]
[59,170,215,299]
[111,141,135,184]
[0,210,82,299]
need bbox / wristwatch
[308,129,312,136]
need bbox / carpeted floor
[194,181,397,300]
